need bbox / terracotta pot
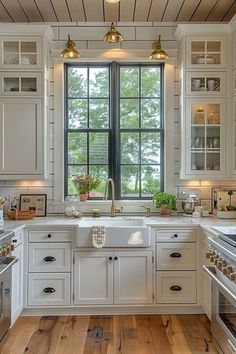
[79,193,88,202]
[160,204,172,216]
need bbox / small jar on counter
[65,196,80,217]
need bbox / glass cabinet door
[186,72,226,96]
[186,98,226,177]
[1,37,41,68]
[186,36,226,68]
[0,73,41,95]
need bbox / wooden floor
[2,315,218,354]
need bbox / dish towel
[91,226,106,248]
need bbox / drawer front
[156,271,196,304]
[12,228,24,246]
[155,229,196,242]
[28,273,70,306]
[29,230,71,242]
[156,243,196,270]
[29,243,71,272]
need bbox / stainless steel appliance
[0,231,17,351]
[204,226,236,354]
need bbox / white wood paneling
[148,0,168,22]
[191,0,218,22]
[162,0,184,22]
[1,0,28,22]
[120,0,135,22]
[51,0,71,22]
[134,0,152,22]
[18,0,43,22]
[34,0,58,22]
[83,0,104,22]
[104,2,119,22]
[66,0,86,22]
[177,0,201,22]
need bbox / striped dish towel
[91,226,106,248]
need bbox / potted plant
[153,192,177,216]
[72,174,101,201]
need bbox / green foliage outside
[66,65,162,198]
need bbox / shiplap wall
[0,22,233,213]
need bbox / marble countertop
[2,214,236,233]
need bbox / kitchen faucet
[104,178,123,217]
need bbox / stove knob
[210,255,215,263]
[227,266,233,275]
[229,273,236,281]
[222,267,228,275]
[217,260,223,269]
[206,252,212,259]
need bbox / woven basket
[6,209,36,220]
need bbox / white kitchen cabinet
[182,97,226,179]
[0,25,53,180]
[27,228,72,307]
[155,227,197,304]
[11,229,24,325]
[185,36,226,68]
[74,250,153,305]
[186,72,226,96]
[0,98,44,179]
[202,241,212,320]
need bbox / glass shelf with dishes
[184,98,226,178]
[0,37,41,69]
[186,72,226,96]
[186,36,226,68]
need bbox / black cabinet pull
[43,287,55,293]
[12,239,17,243]
[108,256,113,261]
[174,234,178,238]
[114,256,118,260]
[169,252,182,258]
[43,256,56,262]
[47,234,52,238]
[170,285,182,292]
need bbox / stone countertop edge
[2,214,236,232]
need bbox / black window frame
[64,61,164,199]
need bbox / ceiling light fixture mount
[105,0,120,3]
[60,35,80,59]
[149,35,168,60]
[104,22,124,43]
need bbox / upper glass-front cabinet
[186,72,226,96]
[0,37,41,69]
[181,98,227,179]
[186,36,226,68]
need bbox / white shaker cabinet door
[11,242,23,325]
[0,98,44,179]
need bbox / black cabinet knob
[12,239,17,243]
[47,234,52,238]
[43,256,56,262]
[114,256,118,260]
[108,256,113,261]
[43,287,55,293]
[169,252,182,258]
[174,234,178,238]
[170,285,182,291]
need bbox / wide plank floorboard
[2,315,217,354]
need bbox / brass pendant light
[149,35,168,60]
[60,35,80,59]
[104,22,124,43]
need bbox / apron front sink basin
[76,217,151,248]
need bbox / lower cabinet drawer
[156,243,196,270]
[156,271,196,304]
[28,273,70,306]
[28,230,71,242]
[28,243,70,272]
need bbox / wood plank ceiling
[0,0,235,23]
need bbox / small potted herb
[72,174,101,201]
[153,192,177,216]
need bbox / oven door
[204,266,236,354]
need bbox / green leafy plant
[72,174,101,194]
[153,192,177,211]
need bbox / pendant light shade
[105,0,120,2]
[149,35,168,60]
[60,35,80,59]
[104,22,124,43]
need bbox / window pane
[141,165,161,197]
[120,67,139,97]
[89,68,109,97]
[141,67,160,97]
[68,99,87,128]
[121,165,140,197]
[89,165,108,198]
[141,132,161,164]
[68,132,87,164]
[141,98,160,128]
[89,99,109,128]
[68,67,87,97]
[120,99,139,128]
[89,133,108,164]
[67,165,87,195]
[120,132,139,164]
